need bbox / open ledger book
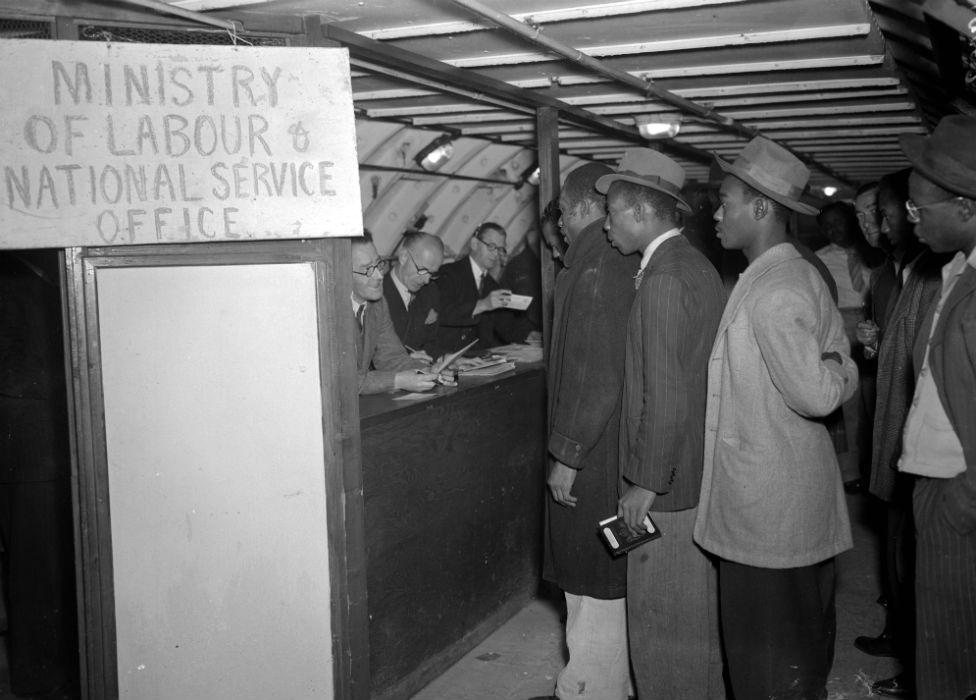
[457,355,516,377]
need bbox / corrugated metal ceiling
[153,0,973,201]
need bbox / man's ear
[632,201,644,223]
[753,197,768,220]
[956,198,976,222]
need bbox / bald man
[384,231,446,358]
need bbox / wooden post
[536,106,560,359]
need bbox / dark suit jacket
[434,255,529,353]
[500,245,542,333]
[914,260,976,534]
[620,234,725,512]
[544,220,638,598]
[869,250,944,501]
[383,271,443,357]
[356,296,425,395]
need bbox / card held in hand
[598,513,662,556]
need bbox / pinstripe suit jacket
[694,243,857,568]
[620,234,725,512]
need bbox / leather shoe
[853,631,897,657]
[872,673,914,698]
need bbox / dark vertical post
[536,107,560,359]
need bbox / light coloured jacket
[694,243,857,568]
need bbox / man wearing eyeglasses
[383,231,446,359]
[435,222,538,353]
[352,232,442,395]
[896,115,976,700]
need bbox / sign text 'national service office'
[0,39,362,248]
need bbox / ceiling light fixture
[635,114,681,139]
[415,134,456,172]
[822,186,838,197]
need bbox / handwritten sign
[0,40,362,248]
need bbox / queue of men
[349,115,975,700]
[536,115,975,700]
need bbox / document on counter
[506,294,533,311]
[393,392,438,401]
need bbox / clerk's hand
[474,289,512,315]
[617,485,656,537]
[409,349,434,363]
[393,370,438,393]
[548,460,578,507]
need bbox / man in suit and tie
[435,222,539,353]
[694,137,858,700]
[352,233,441,395]
[897,115,976,700]
[383,231,445,358]
[599,149,726,700]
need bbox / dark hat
[900,115,976,199]
[595,148,691,213]
[714,137,818,215]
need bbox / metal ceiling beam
[360,0,749,40]
[449,0,879,186]
[446,25,870,68]
[324,23,713,165]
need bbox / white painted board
[0,40,361,248]
[97,263,333,700]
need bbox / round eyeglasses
[476,236,507,256]
[353,258,392,277]
[406,248,439,279]
[905,196,963,224]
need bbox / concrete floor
[413,492,903,700]
[0,492,901,700]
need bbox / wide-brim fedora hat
[595,148,692,213]
[715,137,818,215]
[900,115,976,199]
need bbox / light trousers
[556,593,632,700]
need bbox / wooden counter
[359,364,547,700]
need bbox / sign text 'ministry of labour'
[0,40,362,248]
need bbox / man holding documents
[435,222,539,353]
[599,149,725,700]
[693,138,856,700]
[383,231,446,358]
[539,162,638,700]
[352,232,441,395]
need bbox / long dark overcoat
[543,220,637,598]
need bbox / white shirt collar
[390,265,412,307]
[350,293,366,316]
[639,228,681,273]
[469,255,487,283]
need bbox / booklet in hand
[598,513,661,556]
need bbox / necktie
[633,268,645,290]
[356,303,366,329]
[478,271,487,295]
[847,250,865,294]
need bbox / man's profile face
[854,188,882,248]
[471,227,506,270]
[351,241,385,303]
[713,176,754,251]
[603,186,641,255]
[878,186,910,250]
[908,172,965,253]
[399,242,443,293]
